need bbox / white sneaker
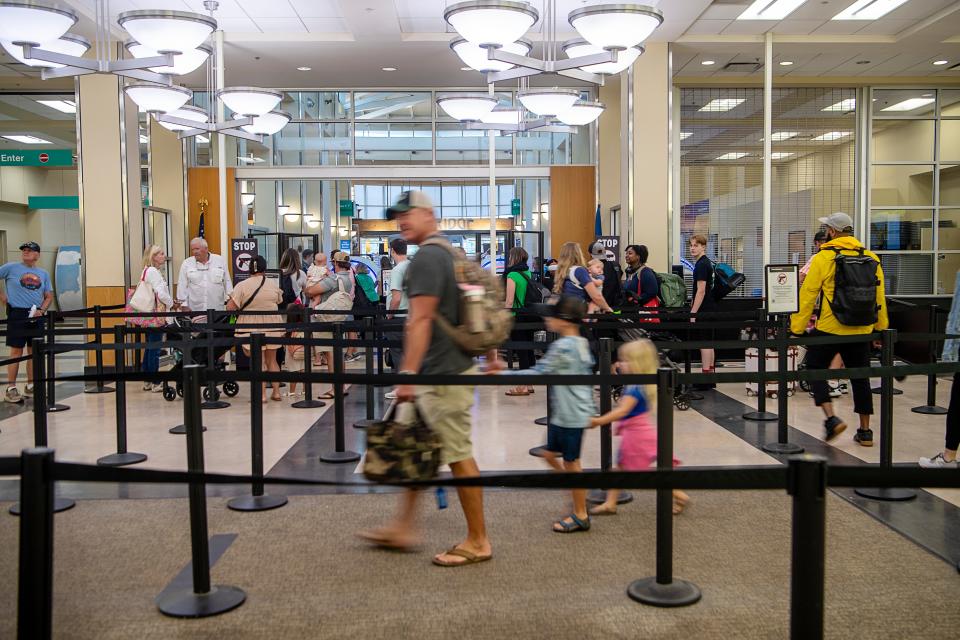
[384,390,397,399]
[918,453,958,469]
[4,386,22,403]
[151,383,164,393]
[23,384,34,399]
[143,381,153,391]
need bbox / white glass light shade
[124,83,192,113]
[241,192,256,206]
[450,37,532,72]
[125,40,211,76]
[305,216,320,229]
[117,10,216,55]
[217,87,283,117]
[444,1,538,47]
[561,38,641,74]
[2,33,89,68]
[556,100,604,126]
[284,212,300,223]
[517,88,580,117]
[0,1,77,45]
[436,93,498,121]
[241,110,291,135]
[480,106,523,125]
[568,4,663,50]
[156,105,207,131]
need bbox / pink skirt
[615,413,680,471]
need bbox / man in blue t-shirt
[0,241,54,403]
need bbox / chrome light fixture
[561,38,642,75]
[556,100,605,126]
[518,88,580,117]
[437,93,499,121]
[241,110,292,136]
[451,37,532,73]
[1,33,89,69]
[443,1,538,47]
[0,1,77,46]
[156,105,207,132]
[217,87,283,118]
[124,83,192,114]
[125,41,212,76]
[117,10,216,54]
[568,4,663,50]
[241,192,256,206]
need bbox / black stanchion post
[856,329,916,501]
[97,326,147,466]
[156,364,246,617]
[169,333,205,435]
[44,310,68,412]
[320,323,360,463]
[745,309,777,421]
[913,304,947,415]
[17,447,55,640]
[787,454,827,640]
[228,334,288,511]
[200,309,229,410]
[628,367,701,607]
[762,315,803,454]
[531,330,553,457]
[292,307,325,409]
[354,315,379,429]
[84,304,114,394]
[589,337,632,506]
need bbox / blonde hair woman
[553,241,612,314]
[136,244,175,391]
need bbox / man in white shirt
[175,237,233,314]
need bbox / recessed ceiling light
[738,0,808,20]
[3,135,52,144]
[933,60,949,66]
[699,98,744,112]
[833,0,910,20]
[701,60,716,66]
[382,67,397,71]
[297,66,311,71]
[881,97,935,112]
[717,152,749,160]
[813,131,851,141]
[680,132,692,140]
[36,99,76,113]
[779,60,794,66]
[822,98,856,112]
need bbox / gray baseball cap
[386,190,434,219]
[818,212,854,232]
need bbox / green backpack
[656,272,687,308]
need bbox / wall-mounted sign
[511,198,521,216]
[231,237,259,284]
[28,196,79,210]
[340,239,352,252]
[0,149,73,167]
[765,264,799,315]
[594,235,620,259]
[339,199,355,217]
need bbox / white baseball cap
[818,212,854,232]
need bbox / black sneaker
[853,428,874,447]
[824,416,847,441]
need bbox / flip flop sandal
[319,391,336,399]
[432,546,493,567]
[553,513,591,533]
[505,388,531,396]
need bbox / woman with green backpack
[503,246,537,396]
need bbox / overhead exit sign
[0,149,73,167]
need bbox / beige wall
[148,119,187,271]
[597,77,620,233]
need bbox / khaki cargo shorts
[415,366,477,465]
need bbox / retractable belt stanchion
[44,311,68,412]
[292,307,325,409]
[628,367,701,607]
[200,309,229,410]
[169,341,204,435]
[762,315,803,454]
[912,304,947,415]
[787,454,827,640]
[228,334,288,512]
[17,447,55,640]
[10,339,75,515]
[530,330,553,457]
[84,305,113,394]
[354,315,379,429]
[589,337,632,506]
[320,323,360,463]
[744,310,777,422]
[156,364,246,618]
[96,326,147,467]
[855,329,917,501]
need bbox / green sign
[0,149,73,167]
[28,196,79,210]
[511,198,521,216]
[339,199,355,217]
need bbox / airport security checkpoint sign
[231,238,259,284]
[765,264,799,315]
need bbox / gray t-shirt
[405,239,473,376]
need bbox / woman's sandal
[553,513,591,533]
[319,390,336,400]
[432,546,492,567]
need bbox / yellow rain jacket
[790,235,888,336]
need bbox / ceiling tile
[251,17,307,31]
[770,19,827,35]
[683,19,732,35]
[395,0,448,19]
[398,17,447,32]
[288,0,342,17]
[699,4,748,20]
[183,0,247,17]
[236,0,297,18]
[884,0,956,19]
[216,16,261,32]
[721,20,775,35]
[810,20,865,35]
[301,17,350,33]
[855,19,919,35]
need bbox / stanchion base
[291,399,326,409]
[911,405,948,415]
[871,387,903,395]
[10,497,76,515]
[587,490,633,505]
[156,585,246,618]
[534,416,548,426]
[97,452,147,467]
[761,441,804,455]
[84,386,115,394]
[46,403,70,413]
[201,401,230,410]
[854,487,917,502]
[529,445,551,458]
[353,419,379,429]
[743,411,778,422]
[227,494,288,512]
[627,577,702,607]
[320,450,361,464]
[169,424,207,435]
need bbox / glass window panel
[272,122,351,165]
[940,121,960,161]
[878,253,933,295]
[869,209,934,251]
[871,165,934,206]
[441,184,462,208]
[872,119,934,162]
[938,253,960,294]
[355,123,431,164]
[517,130,587,165]
[290,91,349,120]
[873,89,936,117]
[941,165,960,205]
[940,90,960,117]
[353,92,432,120]
[939,209,960,250]
[436,124,511,165]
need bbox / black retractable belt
[292,306,326,409]
[744,309,777,422]
[320,323,360,463]
[354,315,379,429]
[44,311,69,413]
[912,304,948,415]
[96,326,147,467]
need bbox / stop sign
[38,153,49,163]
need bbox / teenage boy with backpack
[790,212,888,446]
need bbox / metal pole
[762,31,772,267]
[763,315,803,454]
[787,454,826,640]
[913,304,947,414]
[589,338,632,505]
[200,308,229,409]
[97,326,147,466]
[531,330,552,456]
[745,309,776,421]
[44,311,68,412]
[320,323,360,463]
[354,315,378,429]
[17,447,55,640]
[488,82,497,276]
[85,305,114,394]
[292,307,325,409]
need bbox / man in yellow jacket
[791,212,888,445]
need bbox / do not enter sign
[39,153,49,163]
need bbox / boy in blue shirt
[0,241,53,403]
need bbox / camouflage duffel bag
[363,402,442,482]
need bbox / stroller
[615,319,693,411]
[160,314,240,402]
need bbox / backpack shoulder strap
[419,235,459,260]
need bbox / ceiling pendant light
[2,33,89,68]
[568,4,664,51]
[124,83,192,114]
[155,105,207,132]
[305,215,320,229]
[561,38,642,75]
[241,110,292,135]
[518,88,580,117]
[0,1,77,47]
[117,10,217,55]
[450,37,532,72]
[556,100,605,126]
[241,192,256,206]
[437,93,499,121]
[218,87,283,117]
[125,41,211,76]
[444,1,539,47]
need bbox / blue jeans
[142,331,164,374]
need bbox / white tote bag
[128,268,157,313]
[314,276,352,323]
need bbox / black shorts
[5,306,45,349]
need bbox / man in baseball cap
[386,189,434,219]
[1,240,53,403]
[817,211,854,233]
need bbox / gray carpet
[0,489,957,639]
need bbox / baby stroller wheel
[746,389,756,397]
[202,386,220,402]
[223,381,239,397]
[675,397,690,411]
[176,382,183,398]
[770,392,778,399]
[162,386,176,401]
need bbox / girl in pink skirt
[588,339,689,515]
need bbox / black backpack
[279,273,298,307]
[827,247,880,326]
[520,272,551,306]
